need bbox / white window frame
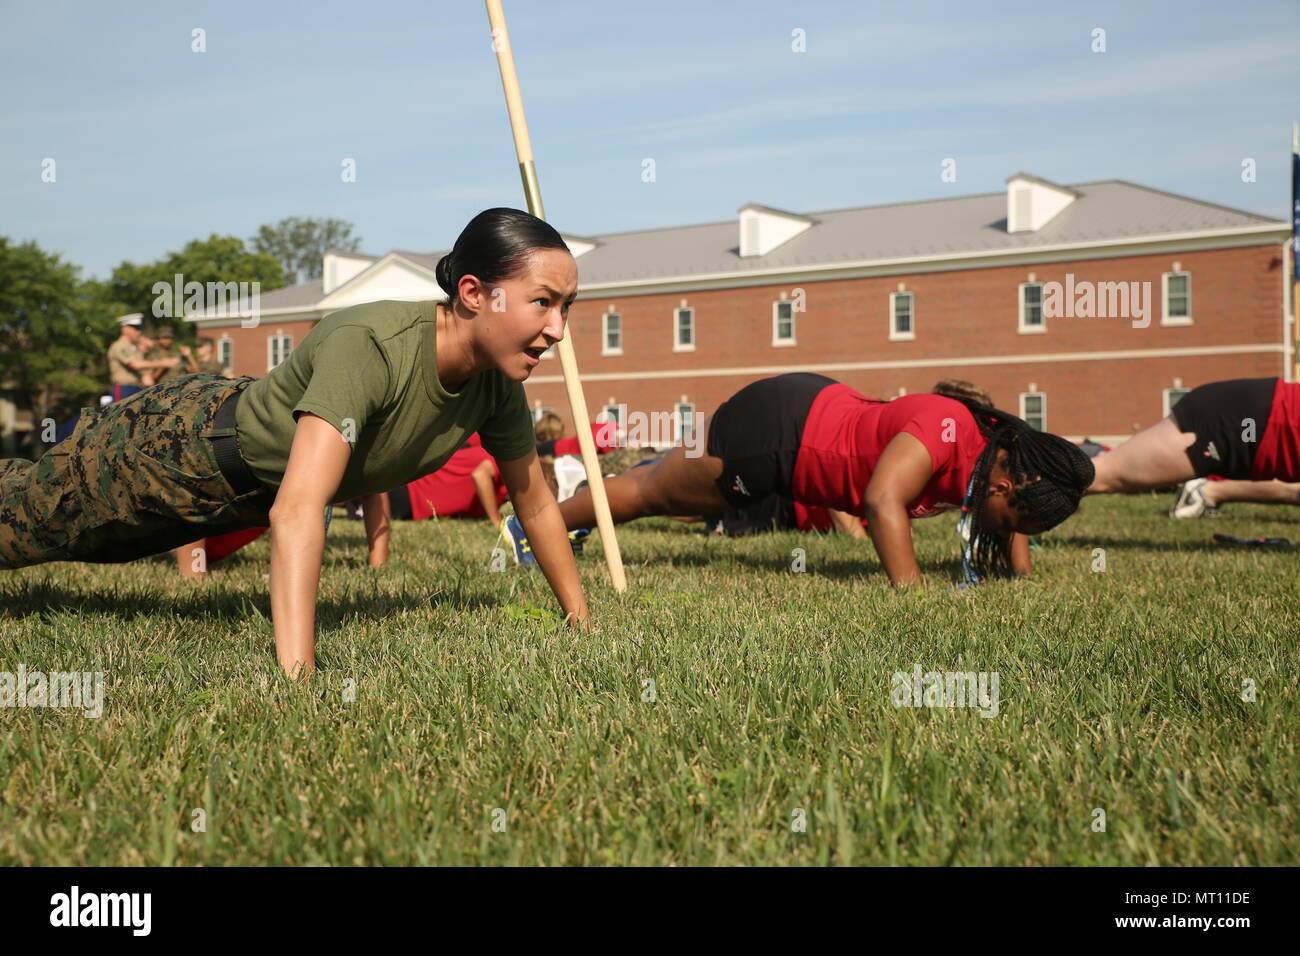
[602,311,623,356]
[267,332,292,371]
[1019,281,1046,334]
[218,335,233,372]
[674,402,696,445]
[772,300,796,347]
[1019,391,1047,431]
[1162,386,1192,418]
[599,403,622,427]
[889,292,914,342]
[673,306,695,352]
[1162,271,1193,326]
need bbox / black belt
[212,388,266,496]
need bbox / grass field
[1,494,1296,866]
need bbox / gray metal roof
[254,278,324,310]
[273,178,1286,306]
[566,179,1281,284]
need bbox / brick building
[195,174,1293,444]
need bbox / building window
[674,307,695,351]
[602,311,622,355]
[1020,391,1046,431]
[599,403,622,427]
[772,300,796,346]
[532,405,555,424]
[267,332,292,371]
[674,402,695,445]
[1163,387,1191,418]
[1162,272,1192,325]
[1019,282,1045,333]
[889,292,914,341]
[218,335,233,372]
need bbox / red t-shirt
[791,386,987,519]
[405,435,507,520]
[550,422,621,458]
[1252,380,1300,482]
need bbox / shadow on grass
[1047,534,1297,554]
[0,578,501,631]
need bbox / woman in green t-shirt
[0,208,589,676]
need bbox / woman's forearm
[518,497,587,623]
[472,469,503,526]
[360,492,390,567]
[1009,532,1032,576]
[864,500,922,587]
[829,508,868,539]
[269,507,326,677]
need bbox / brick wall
[522,243,1288,440]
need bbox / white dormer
[322,250,377,294]
[1006,173,1080,233]
[738,203,814,257]
[561,234,599,258]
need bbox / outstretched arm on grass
[863,432,935,588]
[268,413,351,679]
[499,450,589,627]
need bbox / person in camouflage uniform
[143,326,184,386]
[192,337,227,376]
[0,375,273,568]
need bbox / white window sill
[888,331,915,342]
[673,343,696,353]
[1160,316,1194,327]
[771,338,796,348]
[1017,324,1047,335]
[601,348,623,357]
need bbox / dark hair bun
[435,208,569,306]
[435,254,455,298]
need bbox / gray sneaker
[1170,478,1219,518]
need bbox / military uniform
[106,338,144,395]
[0,300,536,569]
[0,375,274,567]
[144,343,183,384]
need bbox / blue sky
[2,0,1296,280]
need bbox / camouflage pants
[0,375,276,568]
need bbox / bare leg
[1203,479,1300,507]
[557,431,730,531]
[176,539,208,578]
[1088,417,1198,494]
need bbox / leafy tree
[251,216,362,286]
[0,238,114,441]
[105,234,287,338]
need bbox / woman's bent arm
[862,433,935,587]
[499,451,588,625]
[269,413,351,678]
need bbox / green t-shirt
[235,299,536,502]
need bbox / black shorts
[1171,377,1277,479]
[387,486,413,521]
[707,373,837,509]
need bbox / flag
[1293,124,1299,273]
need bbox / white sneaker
[1170,478,1219,518]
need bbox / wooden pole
[484,0,627,592]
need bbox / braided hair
[952,398,1095,579]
